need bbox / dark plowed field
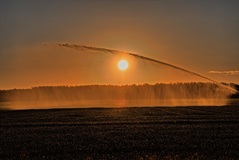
[1,106,239,159]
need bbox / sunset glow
[0,1,238,159]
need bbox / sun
[118,60,128,71]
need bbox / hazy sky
[1,0,239,89]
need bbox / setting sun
[118,60,128,71]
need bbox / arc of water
[52,43,237,94]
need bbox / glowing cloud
[208,70,239,75]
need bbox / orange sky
[0,1,239,89]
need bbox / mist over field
[1,82,238,110]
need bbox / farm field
[1,106,239,159]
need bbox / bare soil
[1,106,239,159]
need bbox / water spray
[47,43,238,94]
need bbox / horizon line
[1,81,238,91]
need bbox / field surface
[1,106,239,159]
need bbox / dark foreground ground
[1,106,239,159]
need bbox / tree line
[0,82,238,102]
